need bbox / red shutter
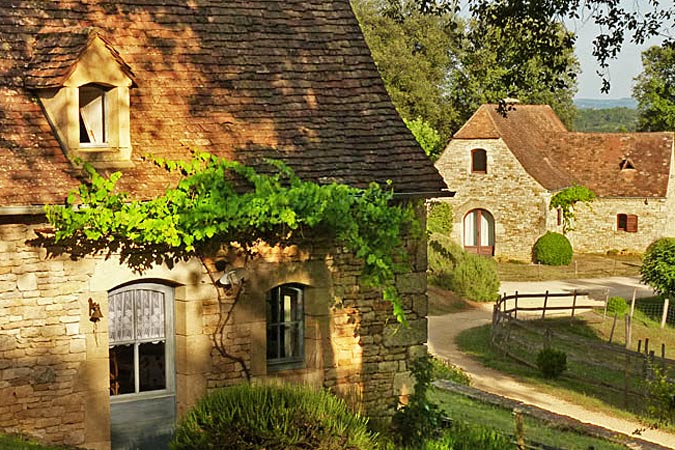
[626,215,638,233]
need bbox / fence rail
[491,291,675,408]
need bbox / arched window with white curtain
[463,209,495,256]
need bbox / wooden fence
[491,291,675,408]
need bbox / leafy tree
[404,117,443,159]
[549,185,596,235]
[417,0,674,96]
[641,238,675,299]
[352,0,462,141]
[633,43,675,132]
[353,0,580,141]
[447,18,579,129]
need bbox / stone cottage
[435,104,675,261]
[0,2,449,449]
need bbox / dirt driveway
[427,279,675,449]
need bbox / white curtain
[109,290,165,343]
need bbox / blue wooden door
[108,284,175,450]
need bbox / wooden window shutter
[626,214,638,233]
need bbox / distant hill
[574,97,637,109]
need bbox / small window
[471,149,487,173]
[617,214,638,232]
[79,84,107,145]
[619,159,635,171]
[557,208,562,226]
[266,284,304,369]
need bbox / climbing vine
[43,151,417,323]
[549,185,596,235]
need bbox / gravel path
[427,278,675,449]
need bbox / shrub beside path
[427,277,675,449]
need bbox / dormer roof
[25,28,135,89]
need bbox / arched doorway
[463,209,495,256]
[108,283,175,450]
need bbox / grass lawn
[456,311,675,429]
[497,253,642,281]
[0,434,76,450]
[431,388,631,450]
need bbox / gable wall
[435,139,551,261]
[0,215,426,448]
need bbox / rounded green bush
[536,348,567,379]
[641,237,675,298]
[532,232,573,266]
[606,296,629,317]
[450,253,500,302]
[171,383,379,450]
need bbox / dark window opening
[266,284,304,369]
[619,159,635,171]
[617,214,638,232]
[471,149,487,173]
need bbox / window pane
[110,345,135,395]
[135,290,165,340]
[79,86,106,144]
[284,323,301,359]
[139,341,166,392]
[472,149,487,172]
[109,291,134,343]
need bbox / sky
[569,16,664,100]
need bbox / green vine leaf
[44,153,417,323]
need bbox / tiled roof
[25,28,135,88]
[452,104,674,197]
[0,0,447,207]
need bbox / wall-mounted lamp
[88,298,103,323]
[218,268,246,289]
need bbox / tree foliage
[353,0,580,142]
[641,238,675,299]
[404,117,443,160]
[573,107,637,132]
[43,152,418,323]
[549,185,596,235]
[418,0,674,95]
[634,43,675,132]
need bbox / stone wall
[435,138,551,261]
[0,211,427,448]
[567,197,670,254]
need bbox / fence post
[571,290,578,318]
[630,289,636,319]
[625,315,632,350]
[542,290,549,320]
[662,343,666,360]
[609,313,618,343]
[514,291,519,320]
[513,408,525,450]
[661,298,670,329]
[603,289,609,319]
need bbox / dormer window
[25,28,135,168]
[79,84,108,145]
[619,158,635,171]
[471,148,487,173]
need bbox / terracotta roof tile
[0,0,447,207]
[452,104,674,197]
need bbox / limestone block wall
[435,139,550,261]
[567,197,670,254]
[0,212,426,447]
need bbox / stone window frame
[617,213,638,233]
[471,148,487,174]
[266,284,305,371]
